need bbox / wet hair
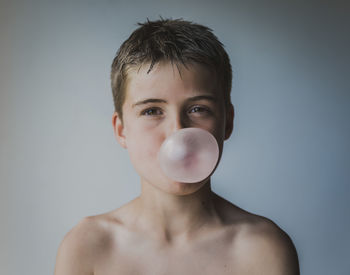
[111,18,232,121]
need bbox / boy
[55,19,300,274]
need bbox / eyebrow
[132,98,167,108]
[187,95,217,102]
[132,95,217,108]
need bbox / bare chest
[93,236,240,275]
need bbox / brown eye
[141,107,163,116]
[188,105,210,114]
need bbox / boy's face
[113,62,233,195]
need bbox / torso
[93,221,239,274]
[81,195,286,275]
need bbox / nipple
[157,128,219,183]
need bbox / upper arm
[54,218,97,275]
[236,218,300,275]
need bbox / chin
[159,178,209,196]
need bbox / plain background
[1,0,349,274]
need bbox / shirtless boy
[55,19,300,275]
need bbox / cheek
[126,125,164,163]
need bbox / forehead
[124,62,221,102]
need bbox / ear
[224,103,234,140]
[112,112,127,149]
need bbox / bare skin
[55,62,299,274]
[55,187,299,275]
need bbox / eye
[188,105,210,114]
[141,107,163,116]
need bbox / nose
[169,112,187,134]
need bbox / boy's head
[111,19,234,194]
[111,18,232,123]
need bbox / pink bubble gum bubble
[158,128,219,183]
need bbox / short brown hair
[111,18,232,121]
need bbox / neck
[131,179,222,245]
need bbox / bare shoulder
[54,214,117,275]
[233,212,300,274]
[213,194,299,274]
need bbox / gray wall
[1,0,349,274]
